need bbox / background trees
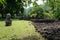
[44,0,60,19]
[0,0,32,19]
[29,3,43,19]
[0,0,60,19]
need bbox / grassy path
[0,20,45,40]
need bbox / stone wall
[33,21,60,40]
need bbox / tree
[0,0,33,19]
[0,0,5,18]
[29,2,44,19]
[42,0,60,19]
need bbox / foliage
[29,7,44,19]
[29,2,44,19]
[44,0,60,19]
[0,0,60,19]
[0,0,33,19]
[44,12,54,19]
[54,12,60,19]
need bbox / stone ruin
[32,19,60,40]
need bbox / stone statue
[5,13,12,26]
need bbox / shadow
[22,35,40,40]
[11,35,40,40]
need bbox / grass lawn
[0,20,45,40]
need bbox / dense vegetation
[0,0,60,19]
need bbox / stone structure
[5,13,12,26]
[33,21,60,40]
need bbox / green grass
[0,20,45,40]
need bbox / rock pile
[33,22,60,40]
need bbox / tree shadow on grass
[11,35,40,40]
[22,35,40,40]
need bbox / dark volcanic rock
[33,22,60,40]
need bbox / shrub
[44,12,54,19]
[29,7,44,19]
[54,13,60,19]
[30,13,37,18]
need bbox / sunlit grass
[0,20,45,40]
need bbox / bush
[54,13,60,19]
[44,12,54,19]
[30,13,37,18]
[29,7,44,19]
